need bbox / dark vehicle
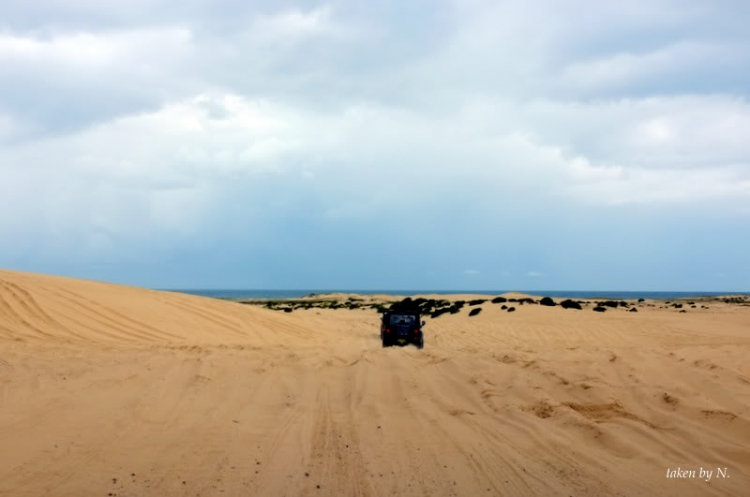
[381,312,424,349]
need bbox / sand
[1,270,749,496]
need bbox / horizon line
[160,288,750,294]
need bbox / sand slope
[1,270,749,496]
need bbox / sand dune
[1,270,749,496]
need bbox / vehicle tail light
[386,328,390,333]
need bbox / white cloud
[0,113,20,141]
[0,27,193,67]
[1,0,750,280]
[558,41,745,93]
[527,271,543,277]
[3,89,749,251]
[252,7,343,41]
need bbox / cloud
[0,26,195,138]
[527,271,543,277]
[251,7,347,41]
[2,91,749,252]
[1,0,749,288]
[557,41,750,96]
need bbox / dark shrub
[638,298,645,302]
[673,303,683,309]
[619,301,629,307]
[469,308,482,317]
[507,307,516,313]
[560,299,582,310]
[593,306,607,312]
[491,296,507,303]
[539,297,556,307]
[629,308,638,313]
[501,305,508,310]
[449,306,461,314]
[468,299,487,306]
[388,298,415,311]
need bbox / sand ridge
[1,270,749,496]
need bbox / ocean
[161,289,748,301]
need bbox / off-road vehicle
[381,311,424,349]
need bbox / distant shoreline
[163,289,750,301]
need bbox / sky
[1,0,749,291]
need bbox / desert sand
[1,269,749,497]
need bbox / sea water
[162,289,748,300]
